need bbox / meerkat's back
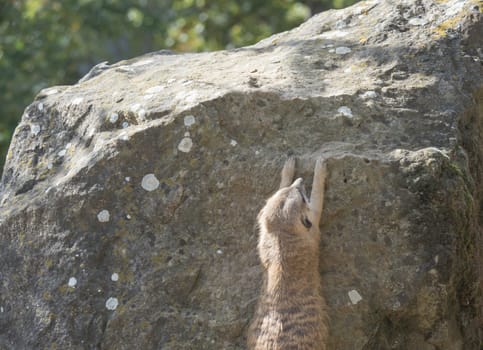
[247,158,329,350]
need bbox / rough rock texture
[0,0,482,349]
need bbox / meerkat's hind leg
[279,157,296,189]
[309,158,328,227]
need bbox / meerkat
[248,157,329,350]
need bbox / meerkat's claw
[315,158,327,180]
[310,157,328,226]
[280,156,296,189]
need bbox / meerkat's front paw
[280,157,296,188]
[315,158,327,181]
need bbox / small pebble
[348,290,363,305]
[111,273,119,282]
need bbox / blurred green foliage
[0,0,359,173]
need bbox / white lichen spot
[68,277,77,288]
[348,289,363,305]
[122,121,129,128]
[105,297,119,310]
[58,149,67,157]
[145,85,165,94]
[97,209,110,222]
[38,103,44,111]
[72,97,84,105]
[337,106,353,118]
[126,214,131,220]
[177,137,193,153]
[230,139,238,147]
[125,177,131,182]
[111,273,119,282]
[184,115,196,127]
[216,249,223,255]
[141,174,160,191]
[335,46,352,55]
[109,113,119,123]
[31,124,41,136]
[360,91,378,99]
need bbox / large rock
[0,0,481,349]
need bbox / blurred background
[0,0,359,174]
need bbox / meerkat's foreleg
[279,157,296,189]
[309,158,328,228]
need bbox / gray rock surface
[0,0,482,349]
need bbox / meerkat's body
[248,158,329,350]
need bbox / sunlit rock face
[0,1,481,349]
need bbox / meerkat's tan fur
[248,157,329,350]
